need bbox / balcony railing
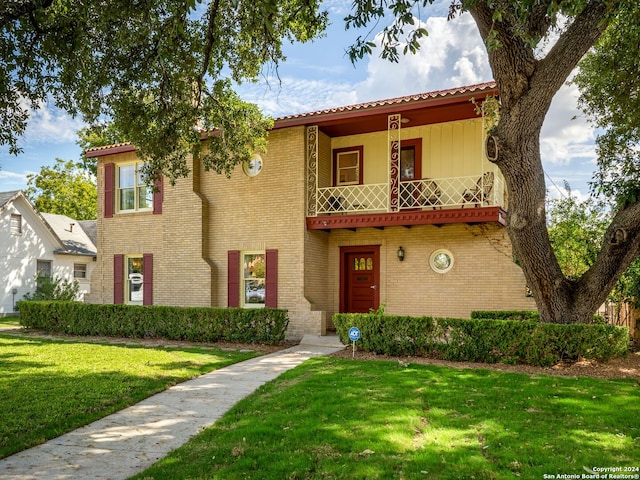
[314,174,504,215]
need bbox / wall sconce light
[397,246,405,261]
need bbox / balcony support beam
[306,206,506,231]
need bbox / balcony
[307,174,507,230]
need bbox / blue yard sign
[348,327,360,358]
[348,327,361,342]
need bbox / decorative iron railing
[314,174,504,215]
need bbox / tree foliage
[547,185,607,281]
[25,159,97,220]
[76,123,127,177]
[573,1,640,209]
[1,0,327,182]
[346,0,640,324]
[547,186,640,309]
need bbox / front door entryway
[340,246,380,313]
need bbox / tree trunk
[468,0,640,323]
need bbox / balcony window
[333,146,363,186]
[400,139,422,181]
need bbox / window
[117,162,153,212]
[113,253,152,305]
[228,250,278,308]
[400,139,422,181]
[10,214,22,235]
[74,263,87,279]
[242,252,266,307]
[36,260,52,278]
[430,249,454,274]
[333,146,363,186]
[125,255,144,305]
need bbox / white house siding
[0,193,96,314]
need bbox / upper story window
[10,214,22,235]
[400,138,422,181]
[117,162,153,213]
[333,146,363,186]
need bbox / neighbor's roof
[40,213,97,256]
[0,190,22,210]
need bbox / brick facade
[89,84,537,340]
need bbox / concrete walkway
[0,335,344,480]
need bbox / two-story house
[0,190,97,314]
[86,82,535,339]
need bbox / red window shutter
[153,176,163,214]
[265,249,278,308]
[143,253,153,305]
[113,254,124,304]
[104,163,114,218]
[228,250,240,307]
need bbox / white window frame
[36,260,52,278]
[116,162,153,213]
[430,249,454,274]
[73,263,87,279]
[10,214,22,235]
[125,254,144,305]
[241,251,266,308]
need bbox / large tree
[347,0,640,324]
[25,159,97,220]
[1,0,327,180]
[4,1,640,324]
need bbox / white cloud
[239,77,359,117]
[354,13,492,101]
[541,81,597,167]
[25,102,85,144]
[0,169,30,191]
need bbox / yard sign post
[348,327,361,359]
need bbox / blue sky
[0,1,597,199]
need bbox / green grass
[0,334,259,459]
[0,317,20,329]
[133,357,640,480]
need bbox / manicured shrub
[334,313,628,367]
[16,302,288,344]
[471,310,539,321]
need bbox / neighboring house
[86,82,535,339]
[0,190,97,314]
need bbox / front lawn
[0,334,260,459]
[0,317,20,329]
[133,357,640,479]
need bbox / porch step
[299,334,345,348]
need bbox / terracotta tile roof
[85,142,134,156]
[273,81,497,123]
[83,82,497,156]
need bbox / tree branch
[197,0,222,107]
[533,0,612,108]
[0,0,53,29]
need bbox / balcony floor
[306,206,507,231]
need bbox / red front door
[340,246,380,313]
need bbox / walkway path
[0,335,344,480]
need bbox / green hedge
[334,313,628,367]
[17,302,289,344]
[471,310,540,321]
